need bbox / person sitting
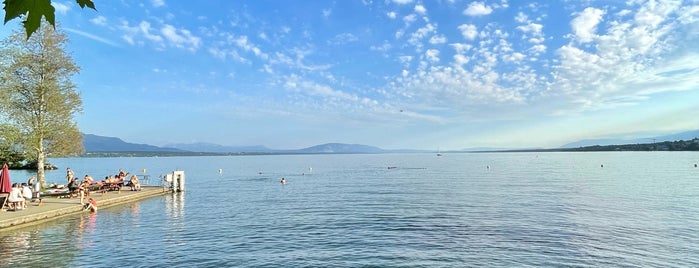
[8,183,24,211]
[129,175,141,191]
[82,198,97,212]
[21,183,32,208]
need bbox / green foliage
[3,0,96,38]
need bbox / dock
[0,186,168,232]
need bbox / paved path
[0,186,168,231]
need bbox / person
[8,183,24,211]
[78,180,90,205]
[84,175,94,185]
[67,177,80,198]
[21,183,32,208]
[33,181,42,206]
[66,167,74,184]
[118,168,128,178]
[129,175,141,191]
[82,198,97,212]
[27,176,36,187]
[280,177,286,185]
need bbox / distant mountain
[83,134,184,152]
[165,142,271,153]
[561,129,699,148]
[296,143,385,154]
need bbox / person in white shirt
[22,183,32,207]
[8,183,24,210]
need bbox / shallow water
[1,152,698,267]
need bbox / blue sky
[4,0,698,150]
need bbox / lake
[1,152,698,267]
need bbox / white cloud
[90,16,107,26]
[370,41,392,52]
[393,0,413,4]
[387,12,397,19]
[429,35,447,44]
[403,14,417,25]
[138,21,164,43]
[284,74,361,102]
[118,20,204,52]
[453,54,469,67]
[425,49,440,63]
[458,24,478,40]
[408,23,437,49]
[161,24,201,51]
[64,28,119,47]
[152,0,165,7]
[571,7,605,43]
[52,2,70,14]
[450,43,472,54]
[463,2,493,16]
[329,33,359,45]
[323,8,332,18]
[414,5,427,15]
[233,35,269,60]
[398,55,413,66]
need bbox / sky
[2,0,698,150]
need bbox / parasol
[0,163,11,193]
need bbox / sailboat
[437,148,443,156]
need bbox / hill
[83,134,183,152]
[165,142,271,153]
[561,129,699,148]
[83,134,390,154]
[296,143,385,154]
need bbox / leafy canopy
[3,0,96,37]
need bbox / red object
[0,163,12,193]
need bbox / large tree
[0,23,83,186]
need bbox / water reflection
[76,213,97,249]
[165,192,185,220]
[130,202,140,226]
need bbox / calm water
[1,152,698,267]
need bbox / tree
[3,0,96,38]
[0,23,83,186]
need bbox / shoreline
[0,186,168,232]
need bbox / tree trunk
[37,139,46,188]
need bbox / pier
[0,186,168,232]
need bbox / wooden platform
[0,186,169,232]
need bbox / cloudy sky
[4,0,698,150]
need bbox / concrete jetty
[0,186,168,232]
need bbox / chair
[0,193,8,211]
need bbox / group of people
[6,176,42,211]
[62,168,142,212]
[6,183,32,210]
[3,167,146,212]
[66,174,94,205]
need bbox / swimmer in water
[281,177,286,185]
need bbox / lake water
[1,152,698,267]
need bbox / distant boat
[437,148,443,156]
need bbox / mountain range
[82,129,699,154]
[82,134,397,154]
[559,129,699,148]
